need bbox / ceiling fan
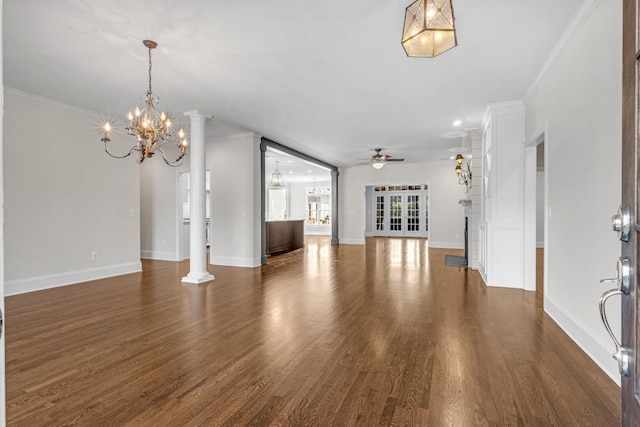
[369,148,404,169]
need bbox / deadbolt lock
[611,204,632,242]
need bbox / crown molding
[524,0,600,99]
[4,86,101,118]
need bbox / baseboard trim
[428,241,464,249]
[339,239,365,245]
[141,250,180,261]
[5,262,143,296]
[544,296,620,386]
[211,256,260,268]
[536,241,544,248]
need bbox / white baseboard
[544,296,620,387]
[140,250,180,261]
[428,241,464,249]
[339,238,365,245]
[536,241,545,248]
[211,256,260,268]
[5,262,142,296]
[304,230,332,236]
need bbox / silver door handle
[599,257,631,293]
[599,289,629,376]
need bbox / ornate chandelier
[100,40,188,167]
[402,0,457,58]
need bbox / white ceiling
[4,0,584,168]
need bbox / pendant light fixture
[308,177,321,203]
[402,0,457,58]
[100,40,188,167]
[269,161,285,188]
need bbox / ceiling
[4,0,584,168]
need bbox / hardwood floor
[6,237,620,426]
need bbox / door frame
[524,122,548,294]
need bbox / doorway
[369,185,429,238]
[535,143,545,296]
[524,124,547,293]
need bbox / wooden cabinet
[266,220,304,255]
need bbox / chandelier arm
[103,141,139,160]
[157,147,186,167]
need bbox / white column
[182,110,214,284]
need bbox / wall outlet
[91,252,98,261]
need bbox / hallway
[5,237,620,425]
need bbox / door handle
[599,289,629,376]
[599,256,632,377]
[599,257,631,293]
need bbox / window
[307,187,331,225]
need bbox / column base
[181,273,215,284]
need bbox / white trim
[339,238,365,245]
[141,250,180,261]
[211,256,261,268]
[5,262,142,296]
[5,87,101,117]
[524,0,600,98]
[536,241,545,248]
[545,296,621,386]
[428,241,464,249]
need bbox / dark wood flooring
[5,237,620,426]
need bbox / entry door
[620,1,640,422]
[601,2,640,424]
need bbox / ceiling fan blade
[386,158,405,162]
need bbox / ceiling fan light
[372,161,385,170]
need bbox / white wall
[140,157,188,261]
[209,133,262,267]
[525,0,622,382]
[339,162,467,246]
[4,90,141,295]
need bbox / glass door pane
[375,195,385,232]
[388,194,404,236]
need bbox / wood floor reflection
[5,237,619,426]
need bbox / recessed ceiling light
[286,160,293,163]
[452,119,462,126]
[288,171,294,174]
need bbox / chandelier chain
[147,46,153,98]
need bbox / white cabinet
[478,101,526,289]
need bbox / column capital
[184,110,213,120]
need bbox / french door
[374,190,428,238]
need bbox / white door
[387,193,405,237]
[374,190,428,238]
[404,193,424,238]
